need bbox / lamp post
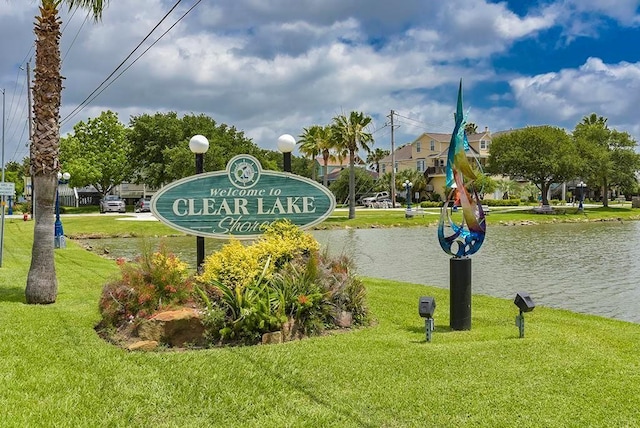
[54,171,70,249]
[189,135,209,273]
[277,134,296,173]
[402,179,413,218]
[577,181,586,211]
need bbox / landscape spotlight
[418,296,436,342]
[514,291,535,338]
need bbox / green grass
[321,205,640,229]
[1,218,640,426]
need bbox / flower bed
[96,220,370,349]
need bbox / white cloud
[510,57,640,132]
[2,0,640,164]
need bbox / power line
[62,0,203,127]
[61,0,189,125]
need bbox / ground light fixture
[277,134,296,173]
[418,296,436,342]
[189,135,209,273]
[514,291,535,338]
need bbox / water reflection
[79,221,640,323]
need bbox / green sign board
[151,155,336,239]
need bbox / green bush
[483,198,521,206]
[420,201,444,208]
[98,244,194,328]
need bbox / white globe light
[277,134,296,153]
[57,172,62,179]
[189,135,209,154]
[62,172,71,180]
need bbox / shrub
[197,219,320,291]
[483,198,521,206]
[98,244,193,327]
[420,201,444,208]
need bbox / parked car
[99,195,126,213]
[361,191,390,207]
[134,198,152,213]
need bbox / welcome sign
[151,154,336,239]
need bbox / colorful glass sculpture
[437,80,487,258]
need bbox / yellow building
[379,128,494,199]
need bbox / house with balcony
[379,127,493,199]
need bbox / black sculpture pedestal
[450,257,472,330]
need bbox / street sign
[0,182,15,196]
[152,155,336,239]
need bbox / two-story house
[379,127,493,199]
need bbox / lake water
[80,221,640,323]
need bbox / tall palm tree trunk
[25,1,62,304]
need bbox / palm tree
[26,0,111,305]
[465,122,478,134]
[366,148,389,173]
[331,111,374,219]
[298,125,335,186]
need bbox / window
[417,160,425,172]
[394,162,398,173]
[430,140,435,151]
[381,164,386,174]
[480,140,490,150]
[416,142,421,153]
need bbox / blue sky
[1,0,640,165]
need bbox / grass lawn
[1,218,640,426]
[322,205,640,229]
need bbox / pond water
[80,221,640,324]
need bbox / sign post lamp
[277,134,296,173]
[54,172,70,249]
[402,179,413,218]
[577,181,586,211]
[189,135,209,272]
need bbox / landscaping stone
[137,308,205,347]
[127,340,159,351]
[336,311,353,328]
[261,331,283,345]
[282,317,304,341]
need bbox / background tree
[395,169,426,203]
[59,111,132,197]
[2,161,26,197]
[331,111,374,219]
[26,0,111,305]
[472,168,498,199]
[487,126,581,205]
[128,113,271,186]
[573,114,640,206]
[495,178,520,199]
[298,125,335,186]
[366,148,389,173]
[329,167,375,205]
[465,122,478,134]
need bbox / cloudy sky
[1,0,640,165]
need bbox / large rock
[127,340,159,351]
[137,308,205,347]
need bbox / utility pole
[389,110,396,207]
[1,89,5,267]
[27,61,34,218]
